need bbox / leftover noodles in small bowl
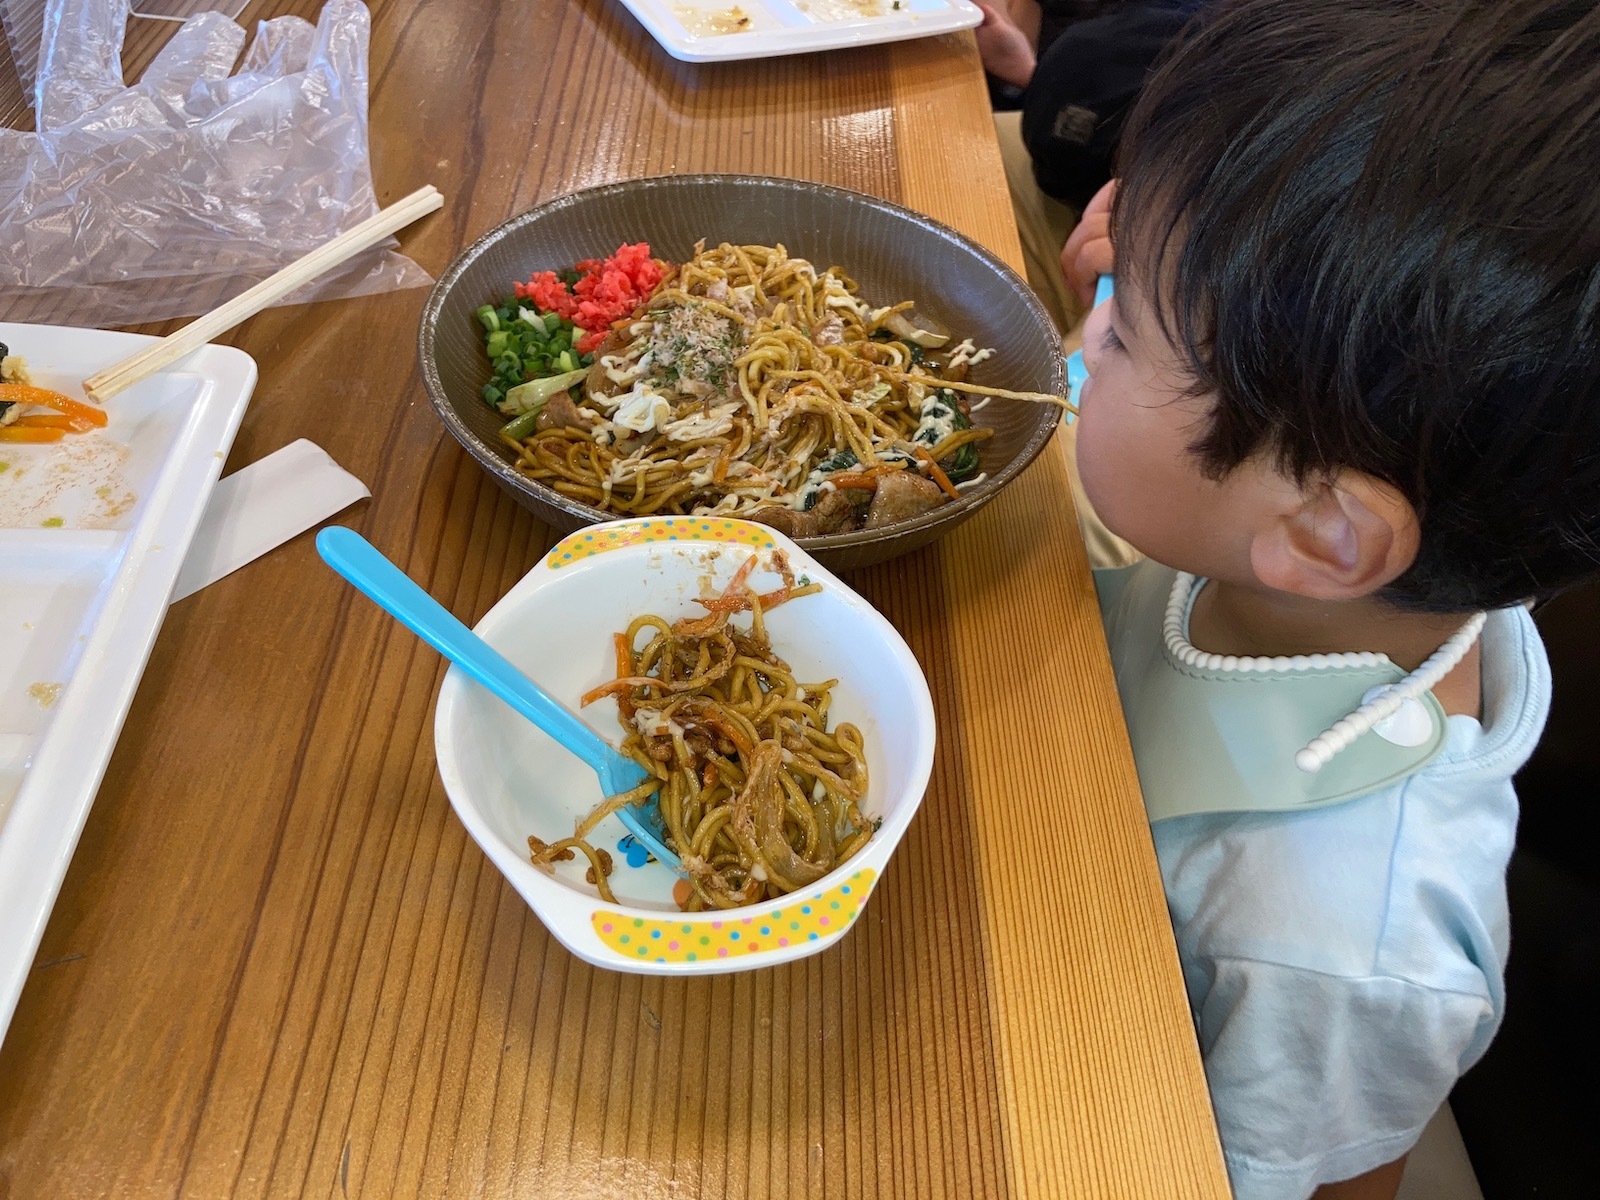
[432,515,936,974]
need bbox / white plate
[618,0,982,62]
[0,323,255,1045]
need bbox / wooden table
[0,3,1227,1196]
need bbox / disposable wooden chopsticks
[83,185,444,404]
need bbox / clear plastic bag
[0,0,431,326]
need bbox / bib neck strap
[1164,572,1485,774]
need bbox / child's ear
[1249,471,1420,600]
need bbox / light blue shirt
[1100,562,1551,1199]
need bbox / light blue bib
[1096,563,1448,822]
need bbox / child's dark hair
[1113,0,1600,613]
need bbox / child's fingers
[1065,242,1111,307]
[1060,211,1105,279]
[1079,233,1114,282]
[1083,178,1118,221]
[1060,180,1119,306]
[1061,215,1111,305]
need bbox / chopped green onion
[498,368,588,417]
[478,293,595,409]
[502,407,544,441]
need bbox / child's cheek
[1074,408,1119,525]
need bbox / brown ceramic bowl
[418,175,1065,571]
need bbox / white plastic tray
[618,0,982,62]
[0,322,255,1045]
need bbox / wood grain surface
[0,2,1228,1197]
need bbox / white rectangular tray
[618,0,982,62]
[0,322,255,1045]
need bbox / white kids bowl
[433,515,936,974]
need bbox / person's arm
[1311,1156,1407,1200]
[975,2,1042,89]
[1190,953,1490,1200]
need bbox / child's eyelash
[1101,325,1125,353]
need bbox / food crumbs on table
[28,682,63,708]
[41,516,63,527]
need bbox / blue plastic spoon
[316,526,680,869]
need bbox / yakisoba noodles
[528,552,872,911]
[492,241,1067,539]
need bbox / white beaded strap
[1162,571,1485,775]
[1293,611,1486,773]
[1164,573,1390,674]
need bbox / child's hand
[1061,180,1117,307]
[975,2,1038,90]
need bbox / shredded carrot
[0,384,108,428]
[0,425,66,443]
[12,414,80,430]
[684,549,806,617]
[723,554,757,595]
[672,609,732,638]
[699,594,753,615]
[690,708,755,756]
[673,554,760,621]
[581,676,661,705]
[612,631,638,720]
[823,472,882,491]
[914,446,962,500]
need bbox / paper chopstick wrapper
[172,439,369,602]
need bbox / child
[1072,1,1600,1197]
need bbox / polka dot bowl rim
[432,515,936,974]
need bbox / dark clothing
[990,0,1208,209]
